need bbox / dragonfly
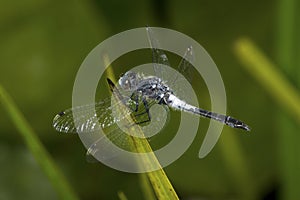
[53,27,250,160]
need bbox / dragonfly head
[118,71,138,91]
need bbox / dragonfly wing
[53,95,135,134]
[169,46,194,86]
[85,101,162,162]
[85,117,144,162]
[167,46,196,103]
[146,27,170,80]
[53,97,112,133]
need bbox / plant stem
[0,85,79,200]
[234,38,300,123]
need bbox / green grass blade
[139,173,156,200]
[234,37,300,199]
[233,38,300,123]
[277,0,296,76]
[277,0,300,198]
[113,102,179,200]
[104,54,179,200]
[131,135,179,200]
[219,130,256,199]
[117,191,128,200]
[0,85,79,200]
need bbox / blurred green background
[1,0,300,199]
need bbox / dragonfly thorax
[118,71,142,91]
[118,71,174,104]
[135,76,174,105]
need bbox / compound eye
[121,79,131,90]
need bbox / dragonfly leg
[134,97,151,125]
[130,92,139,112]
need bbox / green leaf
[0,85,79,200]
[234,38,300,123]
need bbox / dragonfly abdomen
[166,94,250,131]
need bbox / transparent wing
[52,96,135,134]
[52,83,156,135]
[160,46,195,105]
[146,27,170,80]
[85,102,170,163]
[85,127,131,162]
[146,27,195,101]
[53,97,111,133]
[169,46,194,87]
[85,112,157,162]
